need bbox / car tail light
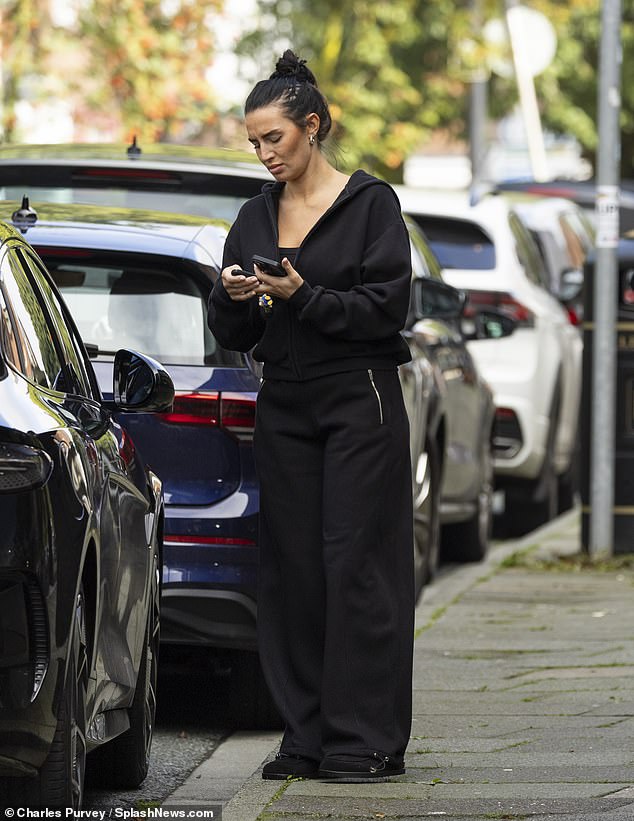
[0,443,53,493]
[464,290,535,327]
[34,247,94,258]
[492,407,523,459]
[73,168,181,185]
[160,392,256,440]
[161,392,221,426]
[220,393,256,438]
[164,534,256,546]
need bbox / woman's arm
[207,221,266,352]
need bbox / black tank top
[278,247,298,266]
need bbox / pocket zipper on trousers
[368,369,384,425]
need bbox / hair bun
[271,49,317,86]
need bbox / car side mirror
[558,267,583,303]
[461,309,517,341]
[412,277,466,321]
[113,349,174,412]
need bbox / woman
[207,49,414,783]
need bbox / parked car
[406,218,500,562]
[0,221,173,808]
[499,194,594,327]
[0,141,267,223]
[396,187,584,534]
[6,198,445,726]
[494,178,634,234]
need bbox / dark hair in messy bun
[245,49,332,144]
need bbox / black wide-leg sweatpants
[254,368,414,763]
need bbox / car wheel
[88,563,159,788]
[229,651,283,730]
[505,446,559,536]
[12,587,88,808]
[443,440,493,562]
[413,438,441,597]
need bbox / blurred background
[0,0,632,185]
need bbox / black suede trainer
[318,753,405,783]
[262,753,320,780]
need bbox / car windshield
[409,214,496,270]
[44,256,242,367]
[0,185,249,223]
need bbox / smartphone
[252,254,287,277]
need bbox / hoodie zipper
[368,369,384,425]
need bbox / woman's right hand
[222,265,260,302]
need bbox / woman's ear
[306,112,320,139]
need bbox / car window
[508,212,549,288]
[0,187,250,223]
[42,253,243,367]
[408,214,496,270]
[19,249,95,398]
[0,249,65,390]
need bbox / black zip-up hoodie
[208,169,412,381]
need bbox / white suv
[396,188,583,534]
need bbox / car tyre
[413,438,441,597]
[443,439,493,562]
[88,563,159,788]
[8,587,88,808]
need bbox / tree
[0,0,52,141]
[77,0,222,142]
[238,0,468,181]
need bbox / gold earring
[309,134,316,145]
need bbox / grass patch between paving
[499,549,634,573]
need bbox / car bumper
[162,499,258,651]
[468,333,550,480]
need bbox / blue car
[9,201,278,723]
[0,219,173,807]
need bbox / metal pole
[590,0,622,557]
[469,0,488,190]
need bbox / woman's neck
[283,155,346,205]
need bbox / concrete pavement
[165,509,634,820]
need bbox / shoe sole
[318,768,405,783]
[262,772,320,780]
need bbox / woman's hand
[253,257,304,300]
[221,265,260,302]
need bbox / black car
[0,221,174,807]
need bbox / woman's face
[246,103,314,182]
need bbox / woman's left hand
[253,257,303,300]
